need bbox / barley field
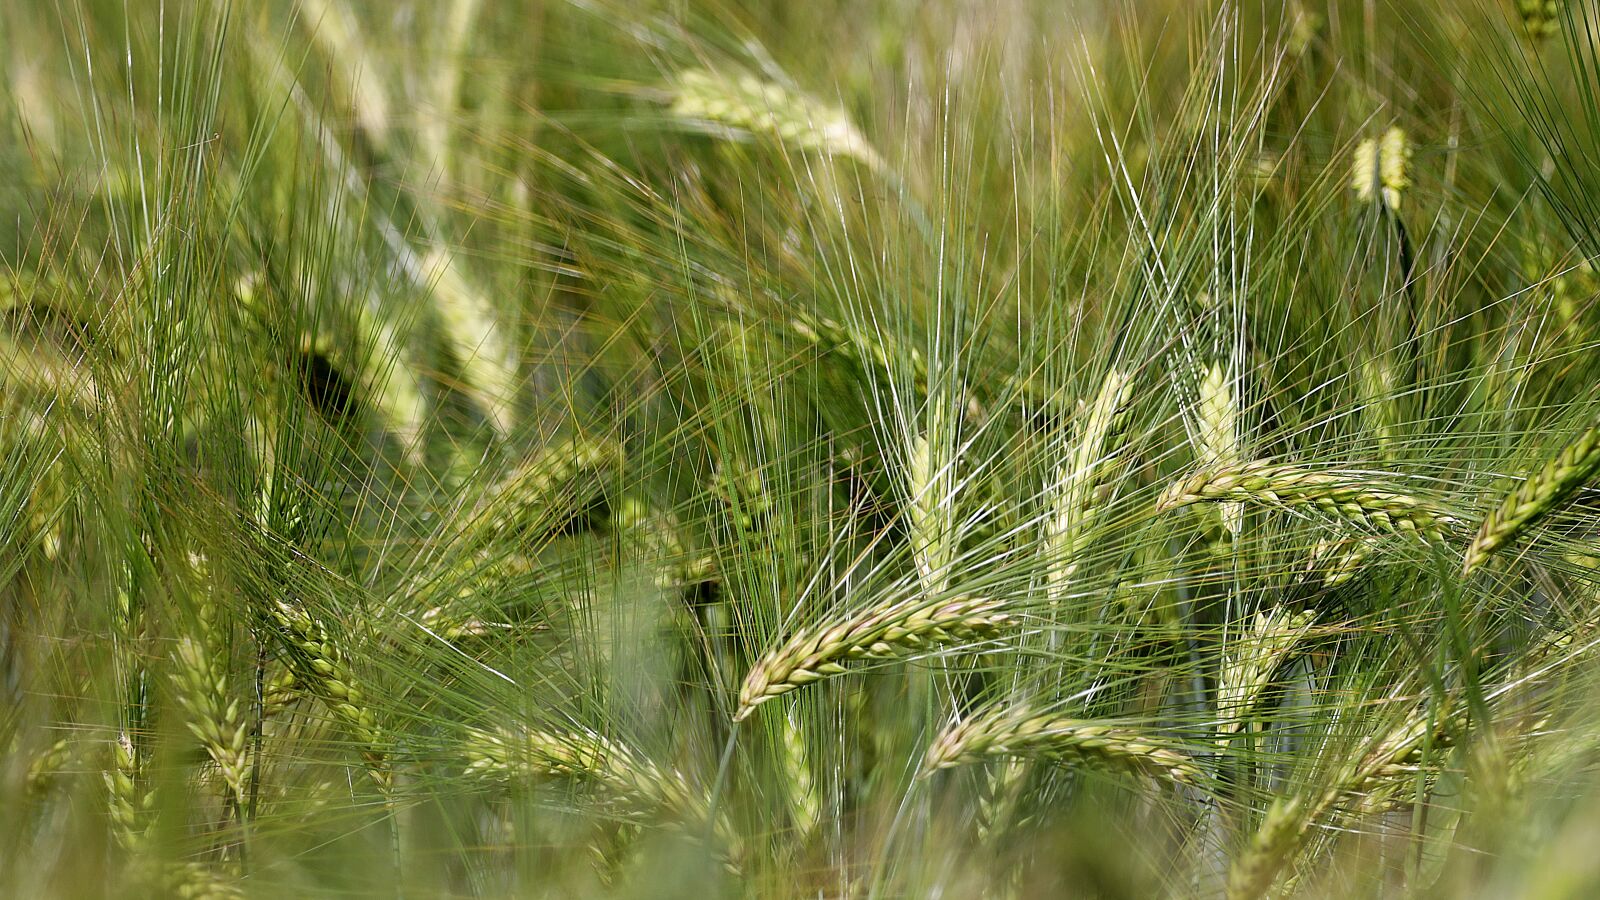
[4,1,1600,897]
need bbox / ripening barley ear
[923,706,1201,787]
[669,68,888,175]
[104,731,154,852]
[1518,0,1562,41]
[269,600,391,790]
[1351,126,1411,212]
[1155,459,1461,543]
[1463,420,1600,575]
[1217,608,1318,739]
[735,594,1015,721]
[1226,699,1461,899]
[1043,369,1134,598]
[1305,534,1379,587]
[459,723,729,850]
[169,601,251,806]
[1226,795,1310,900]
[470,435,625,546]
[1196,361,1244,537]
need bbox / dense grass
[5,0,1600,896]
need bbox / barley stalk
[1463,420,1600,574]
[736,595,1015,721]
[923,707,1201,786]
[1155,460,1460,542]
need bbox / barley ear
[270,600,391,789]
[1226,795,1310,900]
[736,595,1015,721]
[1155,460,1459,543]
[670,68,887,174]
[923,707,1200,787]
[1352,126,1410,211]
[1463,421,1600,574]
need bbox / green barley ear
[270,600,391,789]
[907,404,960,596]
[780,707,821,838]
[25,737,73,800]
[1518,0,1562,41]
[1360,359,1403,459]
[1305,535,1378,587]
[1217,608,1317,738]
[472,435,625,546]
[1351,126,1411,211]
[461,724,711,827]
[670,68,887,174]
[1155,460,1460,543]
[1045,369,1134,597]
[104,731,154,851]
[170,583,251,806]
[1464,420,1600,574]
[735,595,1015,721]
[1196,361,1244,536]
[1226,795,1310,900]
[923,706,1200,787]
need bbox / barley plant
[8,0,1600,897]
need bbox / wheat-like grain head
[271,599,391,790]
[670,68,887,173]
[923,706,1200,786]
[1351,126,1410,211]
[1155,460,1460,543]
[1463,420,1600,574]
[736,594,1014,721]
[1217,608,1317,738]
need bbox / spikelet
[1217,608,1317,738]
[670,68,887,173]
[1463,421,1600,574]
[923,707,1200,786]
[1351,127,1410,211]
[736,595,1015,721]
[270,599,391,789]
[1155,460,1460,543]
